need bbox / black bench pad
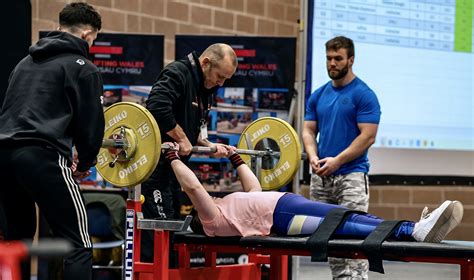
[175,232,474,259]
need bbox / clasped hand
[312,157,342,177]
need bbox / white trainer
[412,200,463,243]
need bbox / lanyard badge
[197,93,212,141]
[188,52,212,141]
[200,118,208,140]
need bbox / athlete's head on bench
[162,142,463,242]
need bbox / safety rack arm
[136,213,192,232]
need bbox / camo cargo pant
[310,172,370,280]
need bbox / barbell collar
[102,138,128,149]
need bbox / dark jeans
[139,157,185,263]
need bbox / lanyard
[187,53,211,122]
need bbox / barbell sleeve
[102,138,128,149]
[104,140,178,151]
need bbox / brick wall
[370,185,474,241]
[31,0,301,67]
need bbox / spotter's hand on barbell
[160,143,180,152]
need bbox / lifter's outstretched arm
[165,147,219,222]
[228,152,262,192]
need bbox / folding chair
[86,201,124,276]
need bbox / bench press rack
[124,184,474,280]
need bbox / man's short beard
[328,65,349,80]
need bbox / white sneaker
[412,200,463,243]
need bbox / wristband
[229,152,244,169]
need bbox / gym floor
[296,256,459,279]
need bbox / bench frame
[125,188,474,280]
[129,230,474,280]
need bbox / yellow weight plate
[96,102,161,187]
[237,117,301,190]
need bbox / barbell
[96,102,305,190]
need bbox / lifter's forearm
[170,159,203,192]
[235,164,262,192]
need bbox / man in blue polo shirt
[303,36,381,279]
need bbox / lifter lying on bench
[163,142,463,245]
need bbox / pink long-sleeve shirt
[200,191,286,237]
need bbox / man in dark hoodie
[0,2,103,280]
[140,44,237,262]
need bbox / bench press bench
[124,193,474,280]
[171,232,474,280]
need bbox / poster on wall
[39,32,164,86]
[90,33,164,86]
[175,35,296,89]
[39,32,164,106]
[91,33,164,106]
[39,31,164,187]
